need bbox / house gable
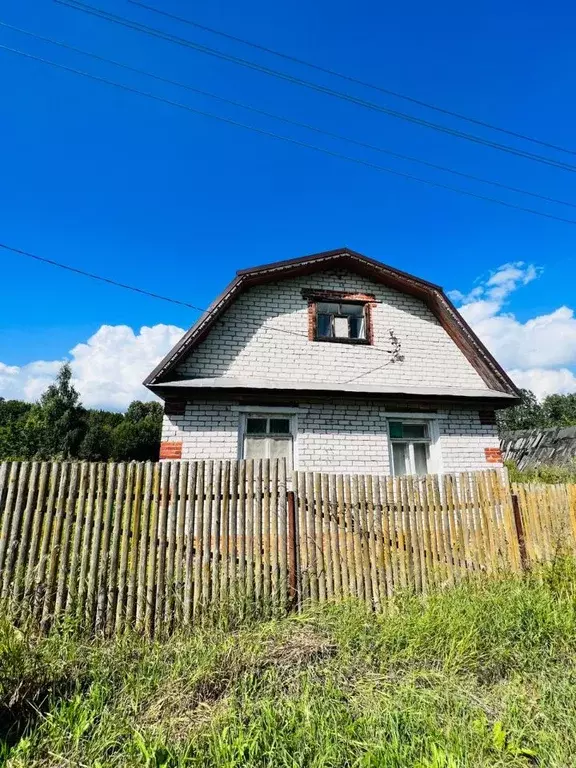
[145,249,518,397]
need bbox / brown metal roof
[144,247,520,397]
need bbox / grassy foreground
[3,563,576,767]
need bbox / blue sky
[1,0,576,407]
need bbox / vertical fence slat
[2,462,30,602]
[75,463,96,621]
[65,463,88,614]
[164,461,179,628]
[136,461,154,631]
[32,461,60,621]
[24,462,50,608]
[183,461,198,625]
[13,462,40,608]
[322,473,334,601]
[201,461,213,612]
[155,461,171,635]
[96,463,116,632]
[253,459,262,607]
[278,459,288,611]
[145,463,161,636]
[41,463,69,629]
[336,474,349,599]
[127,462,145,628]
[262,460,271,611]
[210,460,222,611]
[106,463,126,634]
[344,474,357,597]
[244,460,254,604]
[228,461,238,607]
[220,461,231,610]
[0,463,20,579]
[19,463,44,612]
[329,473,342,601]
[174,461,188,626]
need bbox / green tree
[111,400,162,461]
[37,363,85,459]
[497,388,546,433]
[541,393,576,427]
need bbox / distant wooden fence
[512,481,576,563]
[0,460,574,635]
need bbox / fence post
[287,490,298,610]
[511,493,529,570]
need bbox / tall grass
[3,560,576,766]
[506,459,576,484]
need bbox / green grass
[3,561,576,766]
[506,459,576,484]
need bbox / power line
[130,0,576,159]
[0,45,576,224]
[56,0,576,174]
[0,242,207,310]
[0,242,399,360]
[4,42,576,226]
[5,21,575,210]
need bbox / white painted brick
[174,269,488,390]
[163,402,501,473]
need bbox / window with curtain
[388,420,431,477]
[243,415,294,469]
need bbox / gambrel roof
[144,247,519,400]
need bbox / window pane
[245,437,267,459]
[413,443,429,476]
[316,302,340,314]
[392,443,408,476]
[348,316,366,339]
[269,437,292,461]
[246,418,267,435]
[339,303,364,316]
[403,423,428,440]
[389,422,403,439]
[334,316,349,337]
[269,418,291,434]
[317,314,333,337]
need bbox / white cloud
[0,324,185,410]
[508,368,576,400]
[453,262,576,399]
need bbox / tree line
[497,389,576,433]
[0,364,162,461]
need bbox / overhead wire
[0,242,400,362]
[55,0,576,174]
[130,0,576,158]
[3,20,575,210]
[3,42,576,226]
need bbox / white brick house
[145,249,519,475]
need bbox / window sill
[313,336,371,346]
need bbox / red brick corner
[484,447,502,464]
[160,441,183,460]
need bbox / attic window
[304,290,374,345]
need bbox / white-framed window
[388,419,433,477]
[240,413,295,469]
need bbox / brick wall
[175,269,488,391]
[162,400,502,473]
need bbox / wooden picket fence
[0,459,288,636]
[512,481,576,564]
[294,470,521,606]
[0,459,574,636]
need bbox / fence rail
[0,460,574,636]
